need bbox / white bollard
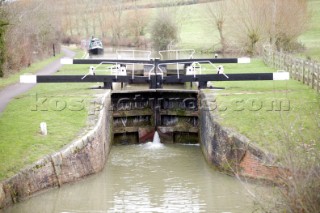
[40,122,47,136]
[217,65,229,79]
[89,66,95,75]
[217,65,224,74]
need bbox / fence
[263,46,320,93]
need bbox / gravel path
[0,47,75,113]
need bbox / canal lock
[111,90,199,145]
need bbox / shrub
[252,115,320,213]
[150,9,178,51]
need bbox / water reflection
[3,144,255,213]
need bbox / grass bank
[0,51,104,180]
[203,60,320,153]
[0,53,63,90]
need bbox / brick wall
[239,151,281,181]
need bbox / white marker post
[40,122,47,136]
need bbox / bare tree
[125,2,149,47]
[225,0,308,55]
[78,0,91,38]
[107,0,124,46]
[0,18,8,77]
[205,1,228,54]
[2,0,61,76]
[268,0,308,51]
[61,0,74,37]
[227,0,269,55]
[97,1,110,39]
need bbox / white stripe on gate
[237,57,251,63]
[60,58,73,64]
[273,72,290,80]
[20,75,37,83]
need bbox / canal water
[3,143,256,213]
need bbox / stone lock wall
[199,91,281,181]
[0,91,112,209]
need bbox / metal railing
[82,61,154,80]
[158,49,195,60]
[157,60,228,79]
[116,50,152,60]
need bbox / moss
[7,184,18,203]
[176,109,186,116]
[34,164,43,170]
[73,146,82,154]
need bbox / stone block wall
[0,91,112,209]
[199,91,282,182]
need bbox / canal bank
[0,91,112,209]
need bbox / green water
[3,144,256,213]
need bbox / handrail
[158,49,196,80]
[115,50,152,80]
[158,49,195,60]
[148,66,156,80]
[191,62,201,77]
[116,50,152,60]
[157,60,228,79]
[82,61,154,80]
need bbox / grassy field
[202,60,320,153]
[298,0,320,61]
[178,3,217,51]
[0,52,104,180]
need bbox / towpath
[0,47,75,113]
